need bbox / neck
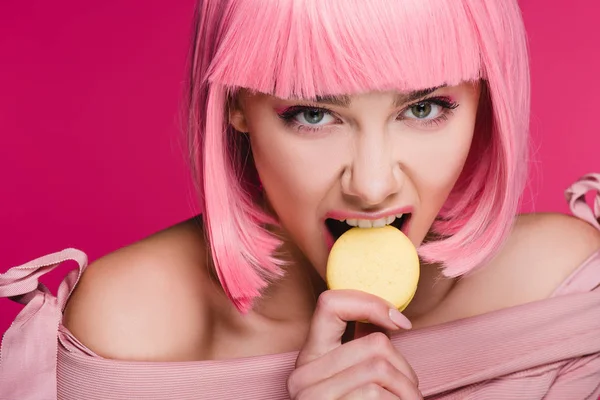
[250,241,326,325]
[402,262,457,321]
[248,243,456,334]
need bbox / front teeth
[342,213,403,229]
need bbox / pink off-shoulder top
[1,173,600,400]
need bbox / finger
[292,332,419,390]
[341,383,400,400]
[295,357,423,400]
[354,321,388,340]
[296,290,412,367]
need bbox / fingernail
[389,308,412,329]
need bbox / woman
[1,0,599,399]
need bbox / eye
[295,108,335,126]
[397,97,459,129]
[277,105,339,133]
[402,102,441,120]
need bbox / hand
[287,290,423,399]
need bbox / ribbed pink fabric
[1,173,600,400]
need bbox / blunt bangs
[207,0,483,99]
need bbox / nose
[341,130,404,206]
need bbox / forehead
[208,0,482,99]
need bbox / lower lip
[401,215,412,236]
[324,227,335,251]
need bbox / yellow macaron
[326,225,420,311]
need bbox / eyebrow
[312,85,446,108]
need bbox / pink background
[1,1,599,335]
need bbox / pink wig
[183,0,530,313]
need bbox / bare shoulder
[450,212,600,317]
[63,216,223,362]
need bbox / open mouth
[325,214,411,242]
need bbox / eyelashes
[276,96,459,134]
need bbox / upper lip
[324,206,413,221]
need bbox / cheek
[413,135,472,193]
[400,110,477,217]
[252,139,329,200]
[246,115,341,228]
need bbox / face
[230,81,482,279]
